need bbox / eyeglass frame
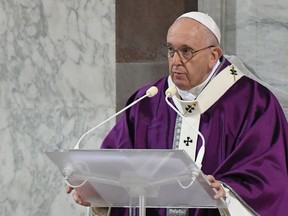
[161,44,215,62]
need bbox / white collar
[177,60,220,101]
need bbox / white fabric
[169,65,256,215]
[88,56,277,216]
[172,96,201,162]
[178,12,221,44]
[221,186,255,216]
[168,64,244,166]
[177,60,220,100]
[89,207,111,216]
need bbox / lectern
[45,149,227,216]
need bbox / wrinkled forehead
[167,19,208,44]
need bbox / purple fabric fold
[101,57,288,216]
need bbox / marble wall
[0,1,287,216]
[199,0,288,116]
[0,1,115,216]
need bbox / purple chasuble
[101,57,288,216]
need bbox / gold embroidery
[184,102,197,116]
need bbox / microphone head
[146,86,158,97]
[165,86,177,98]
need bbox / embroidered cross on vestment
[185,102,197,115]
[230,65,238,82]
[184,137,193,146]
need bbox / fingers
[66,186,73,194]
[72,191,91,207]
[66,186,91,206]
[207,175,216,183]
[207,175,226,200]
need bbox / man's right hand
[66,186,91,207]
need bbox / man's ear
[209,46,223,67]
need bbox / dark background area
[116,0,198,111]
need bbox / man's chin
[173,82,189,91]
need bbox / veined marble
[200,0,288,116]
[0,0,115,216]
[232,1,288,87]
[0,0,287,215]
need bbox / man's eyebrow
[179,45,195,51]
[166,43,193,49]
[180,45,193,49]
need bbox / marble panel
[0,0,115,215]
[199,0,288,116]
[230,0,288,89]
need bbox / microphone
[165,86,205,169]
[74,86,158,149]
[165,86,177,98]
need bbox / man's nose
[170,51,183,65]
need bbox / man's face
[167,18,214,90]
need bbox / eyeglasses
[161,44,215,62]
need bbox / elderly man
[68,12,288,216]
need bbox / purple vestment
[101,57,288,216]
